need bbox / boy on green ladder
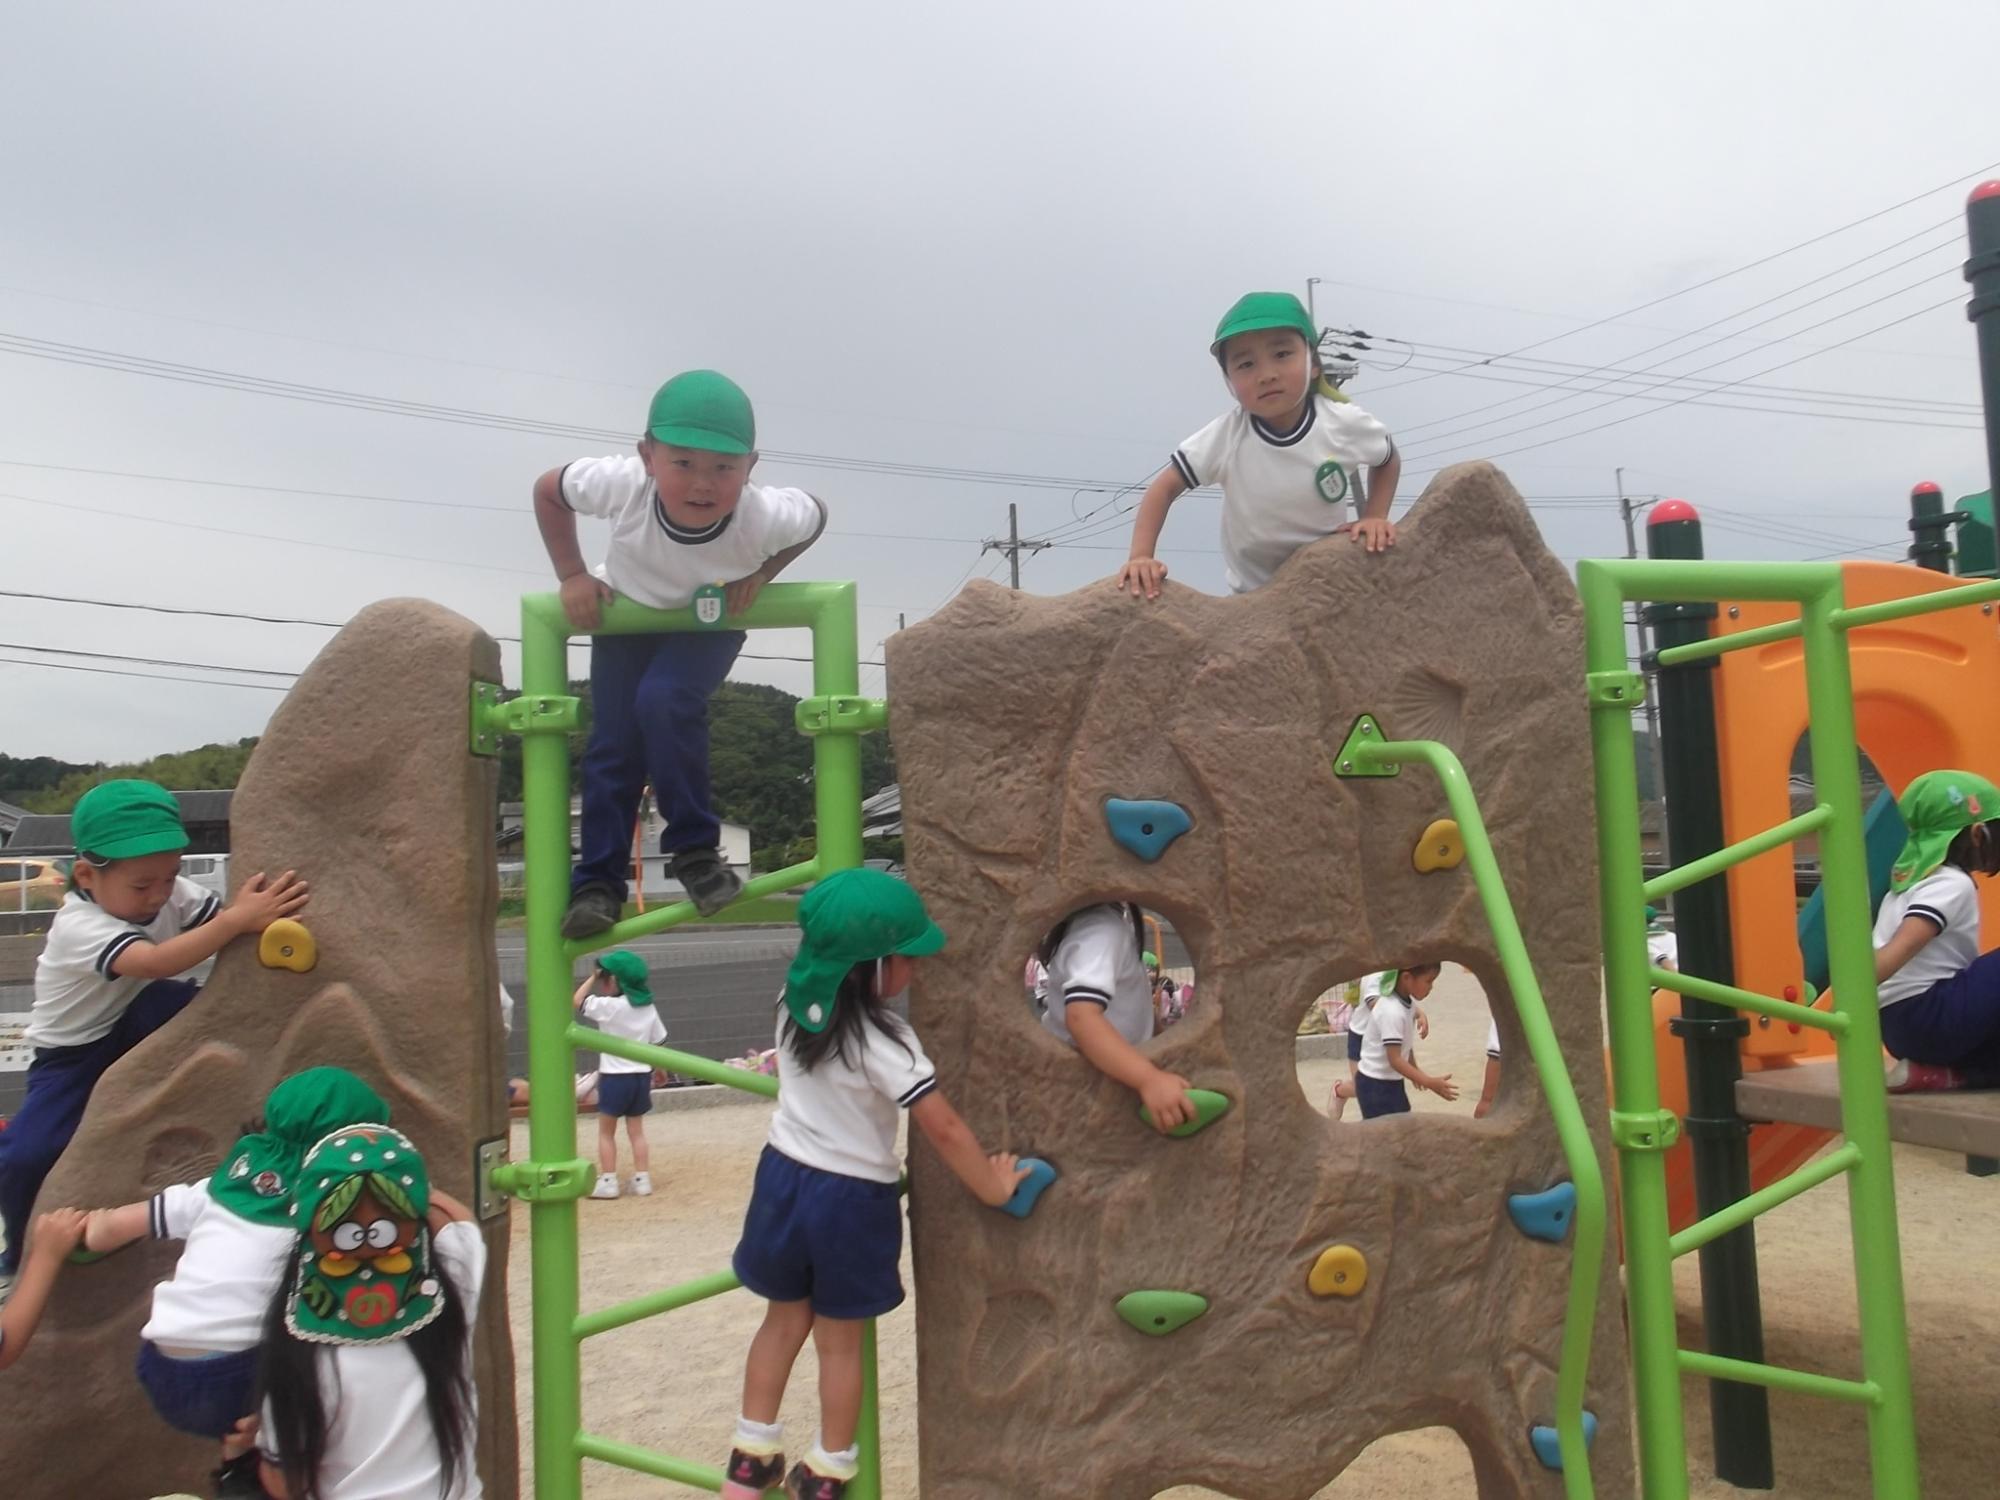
[534,371,827,934]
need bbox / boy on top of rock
[534,370,826,935]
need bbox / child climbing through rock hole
[573,949,668,1200]
[80,1067,390,1499]
[1348,963,1457,1118]
[721,870,1027,1500]
[1037,903,1195,1133]
[1870,769,2000,1093]
[1327,968,1429,1121]
[256,1124,484,1500]
[0,780,307,1292]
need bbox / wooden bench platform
[1735,1061,2000,1160]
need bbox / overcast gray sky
[4,1,1996,763]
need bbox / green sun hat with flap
[1890,769,2000,892]
[647,370,755,454]
[210,1067,390,1228]
[1210,291,1318,355]
[782,868,945,1033]
[287,1123,441,1345]
[596,948,653,1006]
[70,779,188,860]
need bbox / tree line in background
[2,681,899,872]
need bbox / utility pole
[1620,468,1668,862]
[981,503,1050,589]
[896,613,905,631]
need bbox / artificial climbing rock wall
[888,462,1633,1499]
[2,600,517,1498]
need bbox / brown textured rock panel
[3,599,517,1499]
[889,463,1633,1499]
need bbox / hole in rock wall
[1024,902,1196,1043]
[1151,1423,1478,1498]
[1297,964,1503,1124]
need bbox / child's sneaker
[630,1171,653,1196]
[785,1461,850,1500]
[720,1447,786,1498]
[672,847,743,917]
[1886,1059,1964,1094]
[561,883,623,940]
[590,1172,621,1200]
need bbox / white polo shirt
[1170,394,1395,593]
[1358,993,1416,1082]
[577,993,668,1075]
[1039,904,1155,1049]
[261,1219,487,1500]
[141,1181,295,1355]
[1874,865,1981,1006]
[765,1005,938,1183]
[559,455,823,611]
[1486,1020,1502,1058]
[30,879,221,1048]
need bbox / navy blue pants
[1880,949,2000,1086]
[732,1146,905,1319]
[572,629,746,900]
[1356,1073,1411,1119]
[0,979,200,1272]
[137,1342,259,1440]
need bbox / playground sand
[505,967,2000,1497]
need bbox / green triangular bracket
[1333,714,1398,779]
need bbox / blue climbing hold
[1529,1411,1599,1470]
[1508,1181,1578,1245]
[999,1157,1057,1219]
[1105,799,1193,862]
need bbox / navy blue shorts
[1346,1029,1364,1062]
[1879,949,2000,1085]
[596,1072,653,1117]
[732,1146,904,1319]
[136,1342,259,1440]
[1356,1073,1411,1119]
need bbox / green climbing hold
[1114,1289,1209,1336]
[1139,1087,1231,1138]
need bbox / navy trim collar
[1251,398,1316,447]
[652,487,735,545]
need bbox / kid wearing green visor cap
[572,949,668,1200]
[1118,291,1402,600]
[720,870,1027,1500]
[532,371,829,932]
[0,780,306,1287]
[1871,769,2000,1093]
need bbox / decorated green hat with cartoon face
[285,1124,442,1345]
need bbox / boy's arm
[1116,468,1190,600]
[111,871,309,981]
[1064,1004,1192,1131]
[1875,913,1939,983]
[0,1209,87,1370]
[726,495,829,615]
[1387,1041,1457,1101]
[534,467,614,629]
[82,1200,150,1254]
[1474,1056,1502,1119]
[1348,444,1402,553]
[907,1092,1030,1208]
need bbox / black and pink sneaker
[720,1447,786,1498]
[1887,1059,1964,1094]
[786,1460,852,1499]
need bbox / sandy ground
[505,969,2000,1497]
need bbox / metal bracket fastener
[1586,671,1646,709]
[795,695,888,737]
[474,1137,510,1220]
[1609,1108,1682,1153]
[487,1157,594,1203]
[1332,714,1399,779]
[479,691,583,744]
[469,681,505,755]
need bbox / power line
[0,654,291,693]
[0,641,297,679]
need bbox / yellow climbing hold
[1308,1244,1368,1298]
[259,919,318,973]
[1412,818,1465,873]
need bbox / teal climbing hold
[1529,1411,1599,1470]
[998,1157,1057,1219]
[1114,1289,1209,1336]
[1508,1182,1578,1244]
[1139,1087,1231,1138]
[1105,798,1192,862]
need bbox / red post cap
[1913,480,1943,495]
[1648,497,1699,525]
[1971,180,2000,205]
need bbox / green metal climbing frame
[1579,559,2000,1500]
[1334,717,1607,1497]
[482,583,881,1500]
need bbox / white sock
[734,1415,784,1454]
[808,1437,859,1479]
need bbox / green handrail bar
[1337,729,1605,1497]
[1651,571,2000,669]
[575,1029,781,1098]
[1579,557,1921,1500]
[1648,966,1849,1036]
[1640,806,1831,903]
[569,858,824,959]
[1668,1144,1860,1260]
[514,581,876,1500]
[578,1269,744,1341]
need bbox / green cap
[647,370,755,454]
[1210,292,1318,356]
[782,868,945,1032]
[596,949,653,1007]
[71,779,188,861]
[1644,905,1663,931]
[1142,951,1160,969]
[1890,769,2000,891]
[211,1067,391,1228]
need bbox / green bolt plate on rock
[1139,1087,1231,1138]
[1332,714,1399,779]
[1115,1289,1209,1337]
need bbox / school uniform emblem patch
[1314,460,1349,504]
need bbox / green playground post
[510,581,876,1500]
